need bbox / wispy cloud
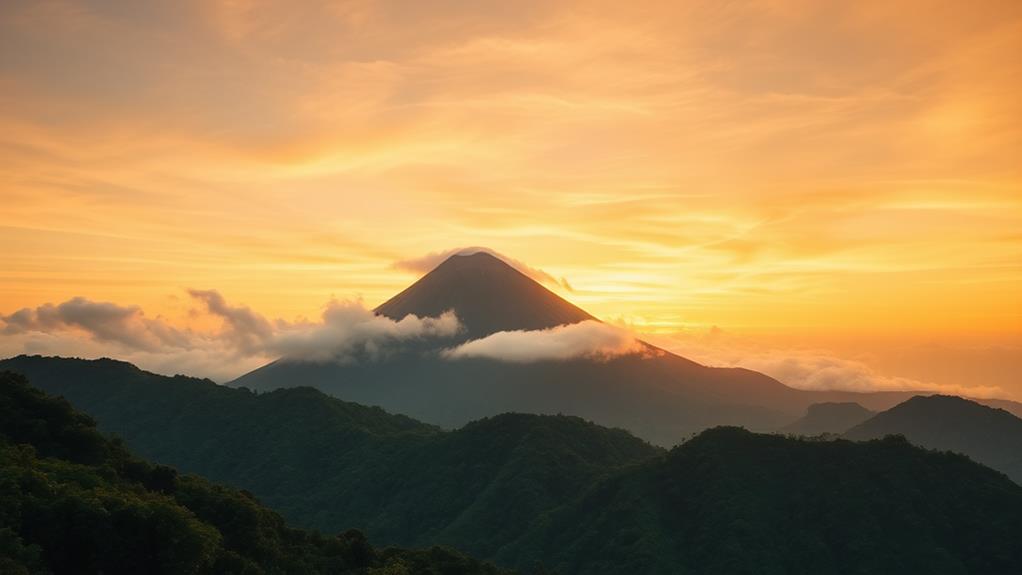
[1,291,462,379]
[738,352,1003,399]
[650,329,1007,399]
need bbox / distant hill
[0,370,507,575]
[502,427,1022,574]
[845,395,1022,484]
[0,355,659,561]
[235,252,1020,445]
[778,402,875,436]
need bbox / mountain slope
[0,355,660,560]
[845,395,1022,483]
[778,402,875,436]
[0,370,508,575]
[502,427,1022,574]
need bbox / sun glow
[0,0,1020,396]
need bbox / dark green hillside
[505,427,1022,574]
[845,395,1022,483]
[0,355,660,559]
[8,355,1022,574]
[0,371,508,575]
[353,413,660,556]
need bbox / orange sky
[0,1,1020,395]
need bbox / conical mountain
[376,252,593,339]
[232,250,1022,446]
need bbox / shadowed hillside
[845,395,1022,484]
[0,355,659,560]
[0,371,508,575]
[4,356,1022,574]
[502,427,1022,574]
[779,402,875,436]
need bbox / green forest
[4,356,1022,574]
[0,370,508,575]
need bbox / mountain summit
[376,252,593,339]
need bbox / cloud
[442,320,645,362]
[394,246,575,292]
[1,291,462,380]
[188,290,462,362]
[0,330,263,383]
[651,329,1005,399]
[1,297,189,352]
[188,289,276,355]
[737,352,1003,399]
[270,300,461,362]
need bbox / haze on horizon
[0,1,1020,398]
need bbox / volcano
[231,252,1010,445]
[376,251,594,340]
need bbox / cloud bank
[1,292,461,380]
[652,329,1005,399]
[394,247,574,292]
[738,352,1003,399]
[442,320,644,362]
[269,302,460,362]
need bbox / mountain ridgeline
[234,252,1022,446]
[0,370,508,575]
[5,356,1022,574]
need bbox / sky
[0,1,1020,397]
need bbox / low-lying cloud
[270,302,460,362]
[652,329,1005,399]
[442,320,645,362]
[738,352,1003,398]
[1,292,461,380]
[394,246,574,292]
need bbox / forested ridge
[0,370,509,575]
[844,395,1022,483]
[503,427,1022,574]
[0,354,659,561]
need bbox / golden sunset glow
[1,1,1020,395]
